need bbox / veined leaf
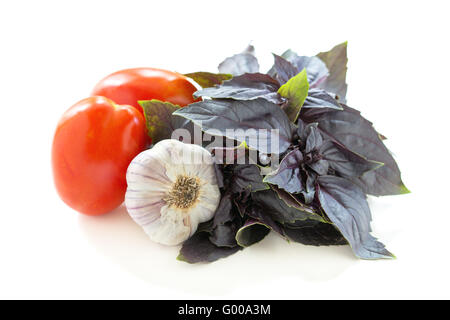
[317,175,394,259]
[194,73,283,104]
[218,45,259,76]
[317,42,348,102]
[173,98,294,154]
[209,194,243,248]
[252,189,324,224]
[138,100,180,143]
[271,53,299,84]
[302,105,409,196]
[303,88,343,110]
[231,164,269,193]
[278,69,310,122]
[264,149,304,193]
[184,72,232,88]
[283,220,347,246]
[320,140,383,178]
[278,50,329,86]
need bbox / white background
[1,0,449,299]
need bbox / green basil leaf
[194,73,283,104]
[317,175,394,259]
[278,69,309,122]
[316,42,348,102]
[184,72,232,88]
[138,99,180,143]
[173,98,293,154]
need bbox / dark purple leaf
[279,49,329,87]
[218,45,259,76]
[246,202,285,236]
[303,88,343,110]
[283,220,347,246]
[271,186,316,216]
[308,159,329,176]
[301,171,316,204]
[173,98,294,154]
[317,175,394,259]
[302,105,409,196]
[271,53,299,84]
[320,140,383,178]
[263,149,304,193]
[252,189,324,224]
[235,219,271,247]
[230,164,268,193]
[178,231,241,264]
[305,124,323,153]
[194,73,283,104]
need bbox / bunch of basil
[140,42,408,263]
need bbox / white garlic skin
[125,139,221,246]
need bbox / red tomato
[91,68,199,114]
[52,96,148,215]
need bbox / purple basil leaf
[271,186,316,216]
[209,223,240,248]
[209,194,243,248]
[283,220,347,246]
[218,45,259,76]
[194,73,283,104]
[317,175,394,259]
[279,49,329,87]
[231,164,268,193]
[302,105,409,195]
[246,203,285,236]
[263,149,304,194]
[316,42,348,102]
[305,124,324,153]
[303,88,343,110]
[272,53,299,84]
[308,159,329,176]
[211,194,234,226]
[301,171,316,204]
[178,231,242,263]
[235,219,271,247]
[320,140,383,178]
[252,189,323,224]
[173,98,294,154]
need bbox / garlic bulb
[125,139,221,246]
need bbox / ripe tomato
[91,68,199,114]
[52,96,148,215]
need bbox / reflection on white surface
[79,204,357,295]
